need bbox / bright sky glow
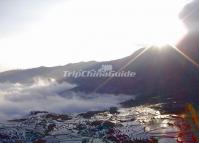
[0,0,188,71]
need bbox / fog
[0,77,133,121]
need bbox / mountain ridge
[1,43,199,112]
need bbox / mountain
[1,40,199,112]
[0,61,97,83]
[62,45,199,112]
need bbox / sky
[179,0,199,32]
[0,0,188,72]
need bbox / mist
[0,77,133,121]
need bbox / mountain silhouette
[61,45,199,111]
[0,40,199,113]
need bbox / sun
[153,43,169,49]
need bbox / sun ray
[93,44,199,93]
[171,44,199,69]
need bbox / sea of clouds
[0,77,133,121]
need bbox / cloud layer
[0,78,132,121]
[180,0,199,32]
